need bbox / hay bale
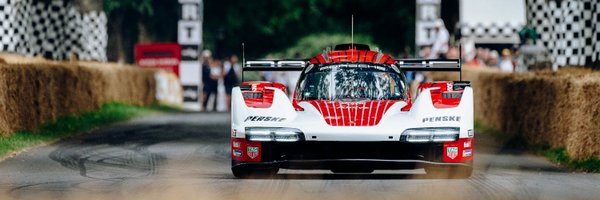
[0,57,158,136]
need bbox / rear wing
[396,59,462,80]
[243,60,307,71]
[242,60,307,81]
[242,59,462,80]
[395,59,460,71]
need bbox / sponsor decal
[232,141,241,148]
[247,146,259,159]
[422,116,461,123]
[446,147,458,159]
[231,129,237,137]
[233,150,243,157]
[463,149,472,157]
[468,129,474,137]
[464,140,471,148]
[244,116,286,122]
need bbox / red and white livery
[231,44,474,178]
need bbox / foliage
[104,0,154,16]
[0,102,178,159]
[544,148,600,173]
[104,0,179,63]
[270,33,377,59]
[205,0,415,58]
[103,0,417,62]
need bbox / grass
[0,102,179,159]
[475,121,600,173]
[543,148,600,173]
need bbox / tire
[425,166,472,179]
[232,166,279,178]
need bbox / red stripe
[365,52,374,62]
[373,101,381,125]
[329,101,336,126]
[358,101,365,126]
[323,101,331,125]
[378,55,387,64]
[332,52,339,63]
[375,101,390,124]
[307,100,397,126]
[316,54,326,64]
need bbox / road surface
[0,112,599,200]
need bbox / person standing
[202,55,222,111]
[223,54,240,111]
[201,50,212,111]
[499,48,514,72]
[429,19,449,59]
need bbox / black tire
[425,166,472,179]
[232,166,279,178]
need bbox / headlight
[400,127,459,143]
[245,127,304,142]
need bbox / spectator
[466,53,483,67]
[488,50,499,67]
[429,19,449,59]
[499,48,514,72]
[202,55,222,111]
[445,46,459,59]
[201,50,212,110]
[223,54,240,111]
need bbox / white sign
[178,0,203,108]
[179,61,201,84]
[416,0,441,46]
[178,21,202,45]
[182,4,199,20]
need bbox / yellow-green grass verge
[0,102,180,160]
[476,121,600,173]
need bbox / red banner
[134,43,181,77]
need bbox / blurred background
[0,0,599,112]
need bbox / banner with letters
[178,0,203,110]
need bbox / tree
[101,0,416,62]
[103,0,179,63]
[204,0,415,59]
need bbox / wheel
[232,166,279,178]
[331,168,374,174]
[425,166,472,179]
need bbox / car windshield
[297,63,408,101]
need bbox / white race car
[231,44,474,178]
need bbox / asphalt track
[0,112,599,200]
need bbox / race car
[230,44,474,178]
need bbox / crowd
[426,19,522,72]
[201,50,241,112]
